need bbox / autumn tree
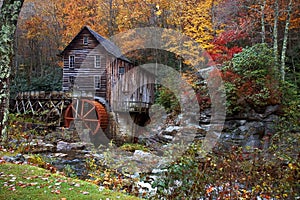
[237,0,296,80]
[12,0,64,92]
[0,0,24,137]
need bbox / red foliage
[209,30,246,64]
[221,70,241,83]
[196,93,211,110]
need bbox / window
[69,76,75,84]
[83,36,88,45]
[69,55,75,69]
[119,66,125,75]
[94,75,101,89]
[95,55,101,68]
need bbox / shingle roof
[60,26,131,63]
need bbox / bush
[155,86,180,114]
[221,44,281,114]
[151,140,299,199]
[10,65,62,97]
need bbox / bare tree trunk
[108,0,114,36]
[0,0,24,138]
[273,0,279,66]
[281,0,293,81]
[261,0,266,43]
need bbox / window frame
[95,55,101,68]
[83,36,88,45]
[119,66,125,75]
[94,75,101,89]
[69,55,75,69]
[69,76,75,84]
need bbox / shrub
[151,140,299,199]
[155,86,180,114]
[221,43,281,114]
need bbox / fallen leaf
[8,187,16,191]
[30,182,38,186]
[51,189,61,194]
[206,186,214,194]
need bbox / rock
[56,141,85,152]
[244,136,261,149]
[264,115,279,135]
[248,110,264,120]
[263,114,279,122]
[132,150,159,162]
[15,154,26,162]
[69,142,85,150]
[174,114,183,125]
[29,139,44,146]
[44,132,64,142]
[90,153,104,160]
[137,181,157,195]
[239,120,247,126]
[157,134,172,143]
[2,154,25,163]
[53,153,68,158]
[264,105,279,117]
[44,144,55,151]
[161,126,180,136]
[2,156,13,163]
[238,122,265,136]
[161,135,174,141]
[152,168,167,174]
[126,172,140,179]
[57,141,70,151]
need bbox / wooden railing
[112,100,151,113]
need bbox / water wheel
[64,99,109,135]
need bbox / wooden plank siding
[61,26,155,112]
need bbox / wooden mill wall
[62,28,110,100]
[61,26,155,111]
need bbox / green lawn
[0,162,141,200]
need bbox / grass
[119,143,150,152]
[0,162,141,200]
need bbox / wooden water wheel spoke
[81,118,99,122]
[82,121,100,134]
[82,106,96,119]
[64,99,108,135]
[70,104,80,118]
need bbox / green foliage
[8,113,44,124]
[1,114,48,153]
[232,43,276,77]
[120,143,149,152]
[0,162,139,200]
[0,0,24,137]
[84,156,141,196]
[155,86,180,113]
[286,44,300,90]
[63,164,77,178]
[222,43,281,114]
[152,140,300,199]
[27,154,47,168]
[10,65,62,96]
[278,81,300,132]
